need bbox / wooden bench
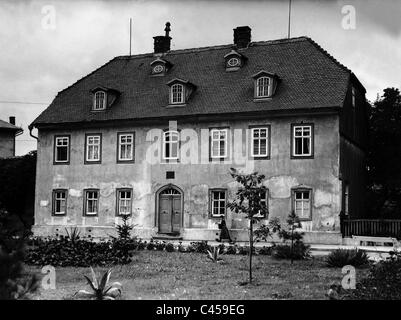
[352,235,398,247]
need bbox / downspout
[28,124,39,141]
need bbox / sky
[0,0,400,156]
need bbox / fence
[341,219,401,239]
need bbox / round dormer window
[227,57,240,67]
[153,64,164,73]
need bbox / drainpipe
[28,124,39,141]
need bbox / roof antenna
[129,18,133,56]
[165,21,171,37]
[287,0,292,38]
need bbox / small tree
[228,168,269,284]
[115,214,134,241]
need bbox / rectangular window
[254,189,269,218]
[256,77,270,97]
[292,124,313,158]
[54,136,70,163]
[210,189,227,217]
[210,129,228,159]
[52,189,67,215]
[85,134,101,163]
[118,133,134,162]
[117,189,132,215]
[163,131,179,160]
[251,127,269,158]
[84,190,99,216]
[292,189,312,220]
[344,183,350,216]
[171,84,184,104]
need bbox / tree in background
[367,88,401,218]
[228,168,268,284]
[0,151,36,230]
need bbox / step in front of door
[152,233,183,241]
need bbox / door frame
[155,184,184,233]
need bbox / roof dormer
[251,71,279,100]
[224,50,247,72]
[166,78,196,106]
[90,86,120,111]
[150,58,173,76]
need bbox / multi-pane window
[171,84,184,104]
[118,133,134,162]
[251,127,269,157]
[163,131,179,160]
[211,129,228,159]
[84,190,99,216]
[54,136,70,163]
[255,190,269,218]
[52,190,67,215]
[117,189,132,215]
[292,125,313,157]
[293,189,312,220]
[94,91,106,110]
[210,190,227,217]
[85,134,101,163]
[256,77,271,98]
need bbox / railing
[341,219,401,239]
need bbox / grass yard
[25,251,366,300]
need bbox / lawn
[25,251,364,300]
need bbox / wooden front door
[158,187,182,234]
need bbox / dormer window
[252,71,279,100]
[166,78,196,106]
[90,86,120,111]
[224,50,246,71]
[171,84,184,104]
[150,58,172,76]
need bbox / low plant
[146,240,156,251]
[272,242,310,260]
[225,245,237,255]
[177,241,186,253]
[155,241,166,251]
[75,267,122,300]
[165,243,175,252]
[326,249,369,268]
[206,246,224,263]
[191,241,210,254]
[65,227,80,243]
[258,245,273,255]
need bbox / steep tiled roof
[0,119,23,133]
[31,36,360,127]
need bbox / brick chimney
[233,26,251,49]
[153,22,172,54]
[9,116,15,125]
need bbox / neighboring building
[29,24,368,244]
[0,117,23,158]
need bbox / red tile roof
[31,36,363,127]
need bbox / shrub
[190,241,210,254]
[326,249,370,268]
[225,245,237,255]
[206,246,224,263]
[177,242,186,253]
[238,246,256,256]
[258,246,273,255]
[185,244,195,253]
[155,241,166,251]
[146,240,156,251]
[338,251,401,300]
[165,243,175,252]
[272,242,310,260]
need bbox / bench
[352,235,398,247]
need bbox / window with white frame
[253,189,269,218]
[251,127,269,157]
[163,130,179,160]
[94,91,106,110]
[118,133,134,161]
[53,190,67,215]
[256,76,271,98]
[292,125,313,157]
[54,136,69,163]
[211,129,228,159]
[85,190,99,216]
[210,190,227,217]
[171,84,184,104]
[293,189,312,220]
[85,134,101,162]
[117,189,132,215]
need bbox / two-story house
[29,24,368,244]
[0,117,23,158]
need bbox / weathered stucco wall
[0,131,15,158]
[33,114,342,243]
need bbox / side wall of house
[0,131,15,158]
[33,113,342,244]
[339,82,368,218]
